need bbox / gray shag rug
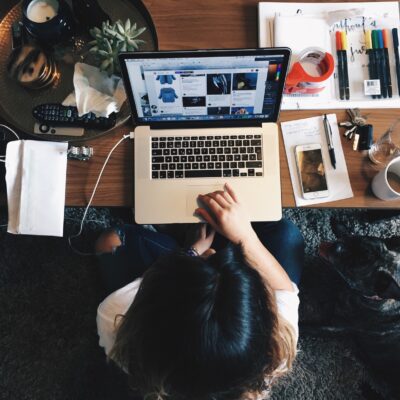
[0,207,399,400]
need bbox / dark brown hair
[110,246,295,400]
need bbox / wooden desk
[62,0,399,208]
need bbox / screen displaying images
[123,54,285,123]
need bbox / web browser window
[124,55,285,123]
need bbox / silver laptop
[119,48,291,224]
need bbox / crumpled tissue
[63,62,127,117]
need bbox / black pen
[323,114,336,169]
[392,28,400,96]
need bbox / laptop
[119,48,291,224]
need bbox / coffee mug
[371,156,400,200]
[22,0,75,46]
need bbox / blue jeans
[97,219,304,295]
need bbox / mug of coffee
[371,156,400,201]
[22,0,76,46]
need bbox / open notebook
[259,1,400,110]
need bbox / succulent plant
[89,19,146,75]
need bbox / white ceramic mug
[372,156,400,200]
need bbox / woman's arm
[196,183,293,292]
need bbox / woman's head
[111,246,291,400]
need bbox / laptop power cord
[0,127,135,249]
[68,132,134,256]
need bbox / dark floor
[0,207,399,400]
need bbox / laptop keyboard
[151,134,263,179]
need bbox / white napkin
[6,140,68,237]
[63,63,127,117]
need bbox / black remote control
[32,104,117,130]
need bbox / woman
[96,183,304,400]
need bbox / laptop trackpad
[186,185,222,216]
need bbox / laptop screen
[119,49,290,126]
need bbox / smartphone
[295,144,329,199]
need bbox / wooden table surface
[9,0,400,208]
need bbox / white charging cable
[0,124,133,250]
[0,124,20,140]
[68,132,133,256]
[0,124,20,161]
[0,125,19,228]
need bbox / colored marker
[365,30,376,90]
[392,28,400,96]
[372,30,382,98]
[335,31,345,100]
[382,29,393,98]
[377,30,388,98]
[365,30,377,97]
[341,31,350,100]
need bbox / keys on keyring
[343,125,357,140]
[339,121,353,128]
[339,109,370,149]
[347,108,368,127]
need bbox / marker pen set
[334,28,400,100]
[364,29,395,99]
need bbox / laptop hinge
[147,120,263,130]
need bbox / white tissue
[63,63,127,117]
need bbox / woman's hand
[197,183,293,291]
[191,224,216,256]
[195,183,257,246]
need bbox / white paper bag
[5,140,68,237]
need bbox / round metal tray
[0,0,158,142]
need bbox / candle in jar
[26,0,59,23]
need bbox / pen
[382,29,393,98]
[323,114,336,169]
[392,28,400,96]
[377,30,388,98]
[335,31,345,100]
[341,31,350,100]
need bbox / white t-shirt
[97,278,300,357]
